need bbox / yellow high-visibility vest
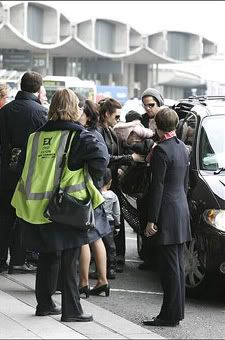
[11,130,104,224]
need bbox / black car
[125,96,225,297]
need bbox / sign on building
[1,49,32,70]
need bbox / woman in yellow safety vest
[11,88,109,323]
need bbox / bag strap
[58,130,74,185]
[57,130,90,193]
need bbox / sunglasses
[143,103,156,109]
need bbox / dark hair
[98,97,122,123]
[20,71,43,93]
[102,168,112,186]
[83,99,99,128]
[125,110,142,122]
[74,92,85,108]
[155,107,179,132]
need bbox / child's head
[102,168,112,189]
[125,110,142,123]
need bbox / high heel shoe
[79,285,90,298]
[89,284,110,297]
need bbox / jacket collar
[15,90,41,104]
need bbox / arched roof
[0,1,217,64]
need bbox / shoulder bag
[44,131,95,230]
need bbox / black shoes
[79,285,90,298]
[138,262,157,272]
[61,313,93,322]
[8,262,37,274]
[116,259,125,273]
[138,262,150,271]
[0,261,9,273]
[142,317,179,327]
[107,269,116,279]
[35,305,62,316]
[89,284,110,297]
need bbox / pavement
[0,271,164,339]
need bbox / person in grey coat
[142,106,191,327]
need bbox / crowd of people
[0,71,190,327]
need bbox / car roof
[174,96,225,119]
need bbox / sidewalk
[0,272,164,339]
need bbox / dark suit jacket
[148,136,191,245]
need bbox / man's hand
[144,222,158,237]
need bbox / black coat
[18,120,110,252]
[141,112,159,142]
[0,91,47,202]
[140,113,150,128]
[97,125,133,191]
[148,137,191,245]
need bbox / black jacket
[148,137,191,245]
[0,91,47,201]
[97,125,133,192]
[141,113,150,129]
[141,113,159,142]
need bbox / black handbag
[44,131,95,230]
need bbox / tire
[184,237,208,297]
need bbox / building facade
[0,1,217,99]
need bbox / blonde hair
[48,88,80,121]
[0,83,9,99]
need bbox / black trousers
[114,209,125,263]
[10,218,27,265]
[157,243,185,322]
[0,204,26,266]
[36,248,83,318]
[102,227,116,271]
[136,195,157,267]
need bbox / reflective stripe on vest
[18,130,89,200]
[11,130,104,224]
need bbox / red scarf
[146,130,176,162]
[159,130,176,142]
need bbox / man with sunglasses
[141,88,164,138]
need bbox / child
[114,110,154,146]
[114,110,154,155]
[101,168,121,279]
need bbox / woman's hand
[144,222,158,237]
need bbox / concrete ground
[0,272,164,339]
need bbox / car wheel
[184,237,208,297]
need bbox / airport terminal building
[0,1,217,99]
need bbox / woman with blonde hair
[11,88,109,322]
[0,83,9,108]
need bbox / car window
[199,115,225,171]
